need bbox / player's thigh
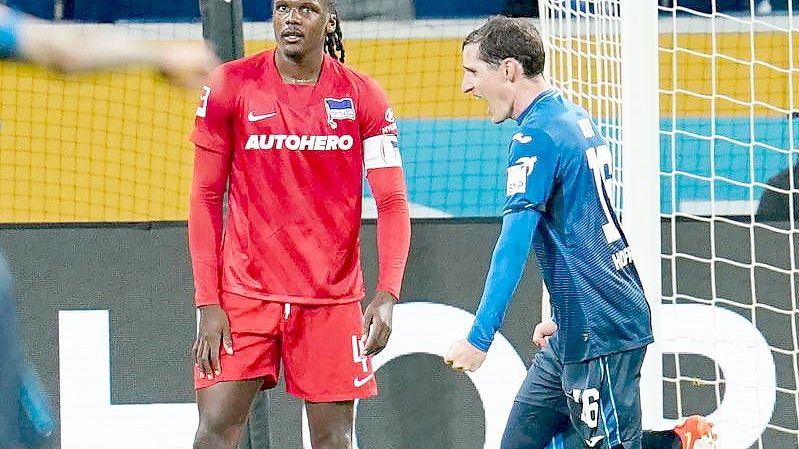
[196,379,263,430]
[562,347,646,449]
[501,401,570,449]
[502,342,569,449]
[515,340,568,412]
[282,301,377,402]
[194,294,283,390]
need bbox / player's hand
[362,290,396,356]
[155,42,219,89]
[532,319,558,348]
[192,304,233,380]
[444,339,487,372]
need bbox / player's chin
[486,105,504,124]
[489,106,512,124]
[490,113,508,124]
[279,40,306,57]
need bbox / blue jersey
[506,90,653,363]
[0,7,20,59]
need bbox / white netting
[541,1,798,448]
[539,0,624,210]
[0,22,204,223]
[659,3,797,449]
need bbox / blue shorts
[503,340,647,449]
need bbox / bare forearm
[16,21,160,73]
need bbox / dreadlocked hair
[324,2,345,62]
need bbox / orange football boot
[673,415,717,449]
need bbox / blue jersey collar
[515,89,555,125]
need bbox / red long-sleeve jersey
[189,49,410,307]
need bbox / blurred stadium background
[4,0,799,222]
[2,1,799,449]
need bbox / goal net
[0,21,203,223]
[540,1,794,448]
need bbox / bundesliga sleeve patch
[506,156,537,196]
[196,85,211,118]
[363,135,402,169]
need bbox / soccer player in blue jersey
[0,7,218,447]
[444,16,716,449]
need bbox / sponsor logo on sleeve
[381,123,398,134]
[506,156,537,196]
[380,107,398,134]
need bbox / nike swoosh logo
[585,436,605,448]
[353,373,375,388]
[248,111,278,122]
[513,132,533,144]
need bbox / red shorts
[194,293,378,402]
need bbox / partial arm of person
[444,208,540,371]
[357,77,411,356]
[189,144,229,308]
[0,255,23,447]
[362,166,411,356]
[189,67,235,380]
[0,5,218,88]
[189,144,234,380]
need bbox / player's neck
[511,77,550,120]
[275,50,324,85]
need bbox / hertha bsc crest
[324,98,356,129]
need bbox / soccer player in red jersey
[188,1,411,448]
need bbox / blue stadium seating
[8,0,795,22]
[6,0,54,20]
[67,0,199,22]
[10,0,504,22]
[9,0,799,23]
[415,0,505,18]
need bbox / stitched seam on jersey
[551,432,564,449]
[536,90,557,104]
[502,203,538,215]
[602,357,623,447]
[524,90,557,120]
[599,377,612,447]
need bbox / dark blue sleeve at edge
[0,7,21,59]
[467,208,540,351]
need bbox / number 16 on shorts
[568,388,608,448]
[571,388,600,428]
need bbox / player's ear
[502,58,519,82]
